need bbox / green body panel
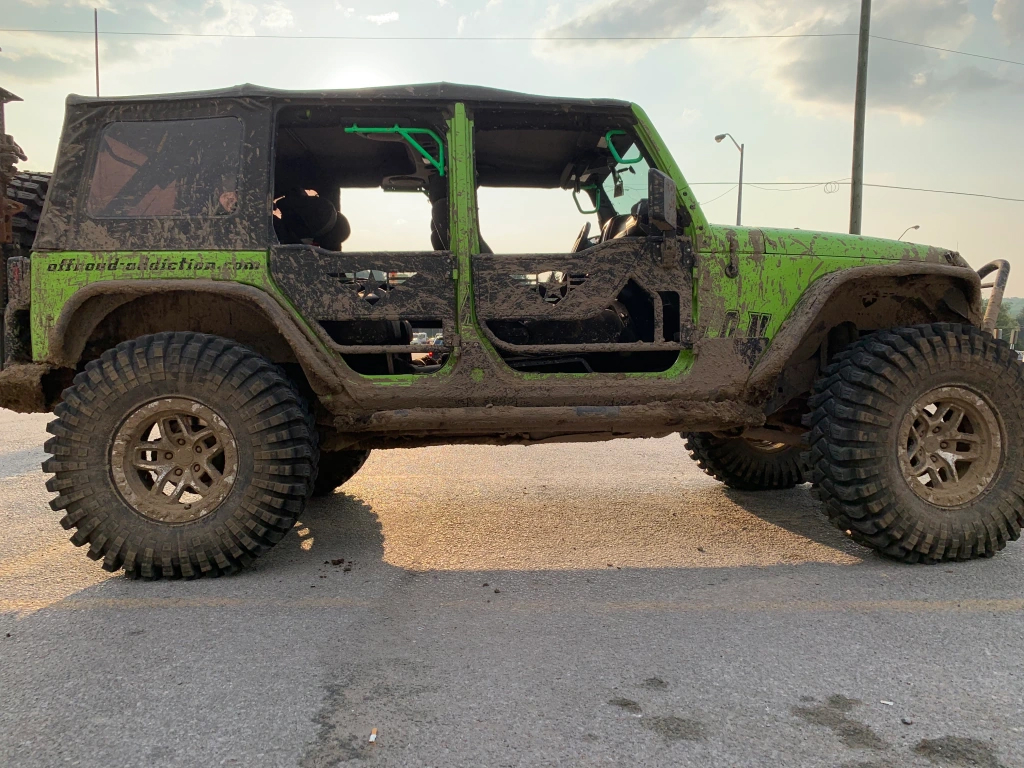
[29,251,294,361]
[26,100,962,393]
[449,103,481,339]
[697,224,954,342]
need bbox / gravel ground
[0,408,1022,767]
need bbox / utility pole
[849,0,871,235]
[94,9,100,97]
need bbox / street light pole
[850,0,871,235]
[736,142,744,227]
[715,133,745,226]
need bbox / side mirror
[648,169,677,232]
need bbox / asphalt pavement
[1,407,1022,767]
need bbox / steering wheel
[571,221,592,253]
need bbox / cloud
[335,2,354,16]
[366,11,400,25]
[260,1,294,29]
[544,0,714,43]
[537,0,1017,118]
[765,0,1006,116]
[0,0,300,86]
[994,0,1024,40]
[0,48,92,83]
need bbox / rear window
[87,117,243,218]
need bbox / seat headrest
[277,194,338,240]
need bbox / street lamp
[715,133,745,226]
[898,225,920,241]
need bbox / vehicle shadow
[719,485,867,560]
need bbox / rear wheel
[6,171,50,250]
[44,332,318,579]
[805,323,1024,562]
[313,449,371,496]
[684,432,806,490]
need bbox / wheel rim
[745,439,789,453]
[897,385,1002,508]
[110,398,238,523]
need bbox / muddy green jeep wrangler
[1,83,1018,578]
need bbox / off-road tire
[805,323,1024,563]
[43,332,319,579]
[6,171,50,250]
[313,449,371,496]
[684,433,806,490]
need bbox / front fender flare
[745,263,982,402]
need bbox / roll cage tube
[573,184,602,215]
[344,124,446,176]
[605,130,643,165]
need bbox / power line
[862,182,1024,203]
[2,27,1024,67]
[747,180,849,193]
[871,35,1024,68]
[691,181,1024,203]
[0,28,859,41]
[699,186,738,206]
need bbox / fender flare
[745,263,982,400]
[47,279,348,398]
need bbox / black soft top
[65,82,633,110]
[39,82,636,253]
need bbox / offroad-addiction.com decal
[44,256,262,273]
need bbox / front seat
[275,191,351,251]
[600,201,652,242]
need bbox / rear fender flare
[47,279,346,398]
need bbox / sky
[3,0,1024,291]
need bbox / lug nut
[931,455,939,462]
[194,446,202,453]
[933,427,941,434]
[193,464,201,472]
[177,439,186,446]
[164,452,174,460]
[174,468,183,476]
[940,442,948,449]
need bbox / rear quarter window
[86,117,243,218]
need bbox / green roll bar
[573,184,602,215]
[605,130,643,165]
[344,124,446,176]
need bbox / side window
[269,108,453,377]
[476,187,598,255]
[272,109,447,253]
[87,118,242,218]
[473,124,657,254]
[469,117,691,375]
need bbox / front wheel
[43,333,318,579]
[684,433,806,490]
[805,323,1024,563]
